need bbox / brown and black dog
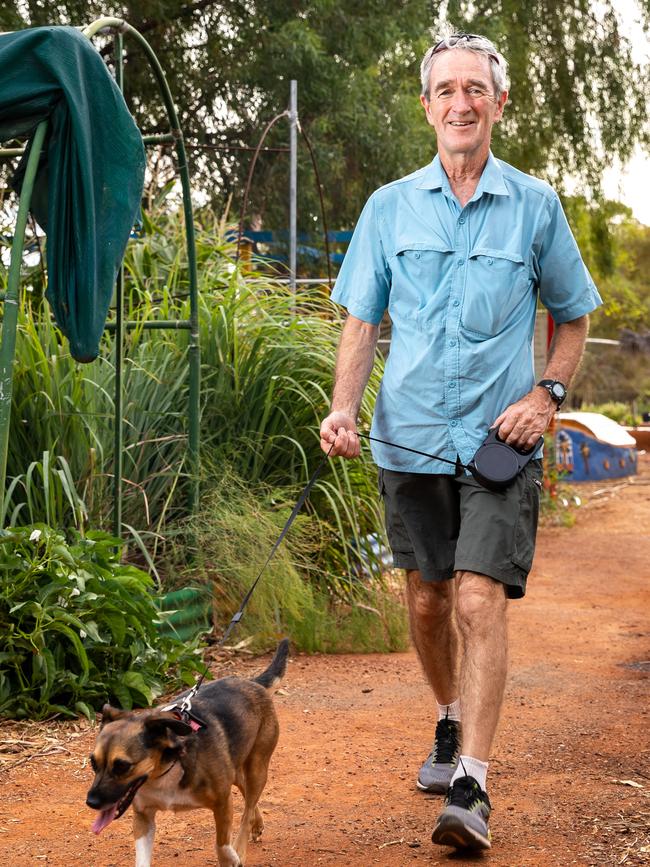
[86,639,289,867]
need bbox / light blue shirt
[331,152,602,473]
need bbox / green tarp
[0,26,145,362]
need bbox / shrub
[0,525,203,720]
[168,466,408,654]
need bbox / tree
[0,1,648,236]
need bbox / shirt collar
[416,151,509,198]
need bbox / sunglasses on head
[431,33,499,65]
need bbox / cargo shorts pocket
[510,463,543,572]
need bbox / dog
[86,639,289,867]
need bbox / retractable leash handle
[467,428,543,492]
[358,429,542,492]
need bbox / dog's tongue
[91,804,118,835]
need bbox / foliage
[0,525,202,720]
[2,208,386,591]
[0,1,647,232]
[454,0,650,194]
[573,347,650,412]
[5,294,189,537]
[2,451,88,529]
[591,219,650,340]
[554,201,650,409]
[169,465,407,653]
[578,402,642,427]
[196,256,385,579]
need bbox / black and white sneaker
[416,717,461,793]
[431,774,492,850]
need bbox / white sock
[437,698,461,722]
[451,755,488,791]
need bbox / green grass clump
[169,466,407,654]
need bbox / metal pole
[289,80,298,292]
[0,121,48,511]
[113,31,125,538]
[177,135,201,516]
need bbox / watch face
[551,383,566,400]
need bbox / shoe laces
[432,716,460,764]
[446,775,490,812]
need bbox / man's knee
[406,570,455,622]
[455,571,506,633]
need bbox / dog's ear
[100,704,128,727]
[143,714,194,748]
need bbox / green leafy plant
[2,451,88,529]
[0,525,203,720]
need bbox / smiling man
[320,32,602,852]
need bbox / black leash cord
[356,432,470,472]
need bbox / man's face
[420,49,508,163]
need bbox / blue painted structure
[555,426,637,481]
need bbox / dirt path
[2,458,650,867]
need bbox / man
[319,32,601,851]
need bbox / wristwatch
[537,379,567,407]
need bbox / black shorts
[378,461,543,599]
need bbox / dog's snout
[86,789,103,810]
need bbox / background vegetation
[0,2,648,716]
[0,208,406,666]
[0,0,648,231]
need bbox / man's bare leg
[406,570,459,704]
[454,570,508,761]
[431,570,507,850]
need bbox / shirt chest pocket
[461,248,531,338]
[390,242,454,325]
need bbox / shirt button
[414,252,421,259]
[457,259,464,267]
[448,382,456,388]
[487,257,494,265]
[450,420,458,427]
[453,299,460,307]
[458,217,465,224]
[449,339,456,347]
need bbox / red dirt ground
[2,457,649,867]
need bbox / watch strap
[537,379,567,405]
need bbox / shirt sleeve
[330,193,391,325]
[535,193,603,323]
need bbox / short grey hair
[420,32,509,101]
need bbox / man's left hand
[491,388,556,450]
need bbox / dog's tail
[254,638,290,690]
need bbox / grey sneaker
[416,717,461,793]
[431,775,492,850]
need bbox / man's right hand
[319,411,360,458]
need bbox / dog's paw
[217,844,242,867]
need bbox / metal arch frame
[0,18,201,535]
